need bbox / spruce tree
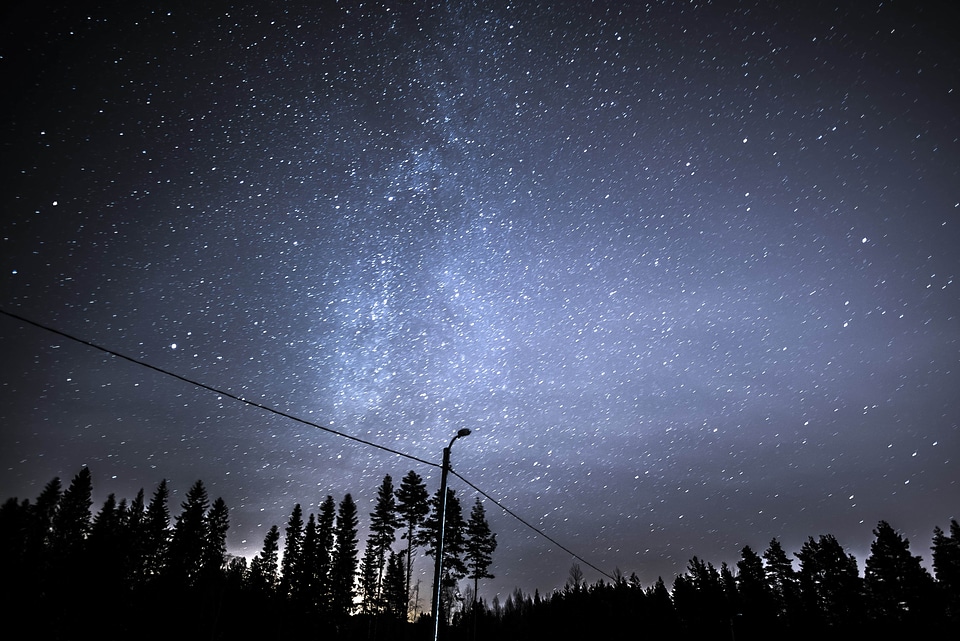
[203,497,229,582]
[46,467,94,634]
[360,537,381,614]
[89,494,125,594]
[168,480,209,587]
[331,494,360,618]
[280,503,304,599]
[91,493,120,539]
[368,474,400,606]
[465,498,496,605]
[315,495,337,612]
[141,479,170,583]
[383,550,408,620]
[395,470,429,618]
[123,488,146,585]
[646,576,677,630]
[250,525,281,595]
[28,476,62,565]
[300,512,319,608]
[418,488,467,582]
[50,467,93,563]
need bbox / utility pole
[431,428,471,641]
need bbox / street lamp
[431,428,471,641]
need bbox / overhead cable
[0,308,438,469]
[2,307,616,581]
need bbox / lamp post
[431,428,471,641]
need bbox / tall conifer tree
[250,525,281,595]
[932,519,960,623]
[368,474,399,606]
[50,467,93,563]
[203,497,229,582]
[280,503,304,599]
[465,498,497,605]
[315,495,337,612]
[396,470,429,618]
[864,520,933,625]
[796,534,863,629]
[763,538,801,627]
[141,479,170,583]
[331,494,359,617]
[168,480,209,587]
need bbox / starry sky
[2,0,958,601]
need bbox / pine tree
[203,497,229,581]
[250,525,281,595]
[50,467,93,563]
[418,488,467,582]
[646,576,677,630]
[168,480,209,587]
[280,503,304,599]
[359,537,381,614]
[383,550,408,620]
[126,488,146,532]
[763,538,801,628]
[796,534,863,629]
[27,476,62,566]
[45,467,94,635]
[141,479,170,583]
[89,493,125,594]
[331,493,360,618]
[368,474,400,607]
[465,498,496,605]
[673,556,727,634]
[123,488,146,585]
[395,470,429,618]
[91,493,120,539]
[736,544,775,635]
[864,520,934,626]
[300,512,319,608]
[932,519,960,622]
[7,477,61,598]
[315,495,337,613]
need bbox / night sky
[2,1,958,602]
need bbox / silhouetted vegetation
[1,466,956,640]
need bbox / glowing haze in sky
[2,1,958,600]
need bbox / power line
[0,308,438,469]
[451,469,616,582]
[2,307,616,581]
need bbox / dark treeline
[468,521,959,641]
[0,467,496,640]
[1,467,957,640]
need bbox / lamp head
[457,428,472,438]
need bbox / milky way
[2,1,958,599]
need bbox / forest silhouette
[1,466,957,640]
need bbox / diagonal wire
[3,307,613,580]
[0,308,439,469]
[451,468,615,581]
